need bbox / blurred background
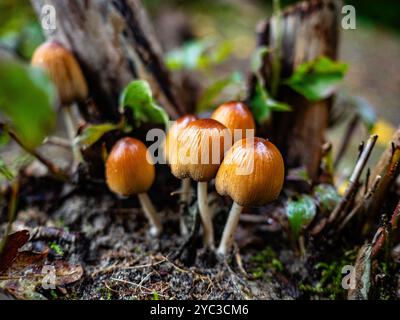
[1,0,399,176]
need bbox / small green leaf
[286,195,317,239]
[165,39,233,71]
[314,184,340,214]
[0,58,56,149]
[250,80,291,125]
[250,46,269,73]
[0,158,14,181]
[119,80,169,129]
[74,123,122,149]
[196,71,243,113]
[285,56,348,101]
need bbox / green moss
[248,246,284,280]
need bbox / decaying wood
[252,0,341,181]
[31,0,186,122]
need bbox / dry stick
[334,115,360,169]
[338,175,381,231]
[329,135,378,223]
[0,124,68,181]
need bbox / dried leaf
[0,230,30,273]
[348,244,372,300]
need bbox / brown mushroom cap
[31,41,88,106]
[106,137,155,196]
[165,114,197,164]
[170,118,229,182]
[211,101,256,142]
[216,137,284,206]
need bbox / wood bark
[252,0,341,181]
[31,0,186,122]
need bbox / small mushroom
[211,101,256,143]
[171,119,229,248]
[106,137,162,236]
[215,137,284,255]
[31,41,88,168]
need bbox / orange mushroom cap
[106,137,155,196]
[165,114,197,165]
[31,41,88,106]
[216,137,284,206]
[211,101,256,142]
[170,118,229,182]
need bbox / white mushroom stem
[197,181,214,248]
[138,193,163,236]
[62,105,83,167]
[217,202,243,255]
[179,178,191,236]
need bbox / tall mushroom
[211,101,256,143]
[215,137,284,255]
[31,41,88,168]
[106,137,162,236]
[170,119,229,248]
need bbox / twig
[334,114,360,169]
[338,175,381,231]
[43,136,71,149]
[0,124,69,181]
[329,135,378,223]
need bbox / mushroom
[211,101,256,143]
[165,114,198,204]
[170,119,229,248]
[215,137,284,255]
[106,137,162,236]
[31,41,88,168]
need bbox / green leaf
[119,80,169,129]
[250,46,269,73]
[0,158,14,181]
[284,56,348,101]
[0,58,56,149]
[250,80,291,125]
[74,122,122,149]
[196,71,243,113]
[286,195,317,239]
[165,39,233,71]
[314,184,340,214]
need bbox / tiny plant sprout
[106,137,162,236]
[31,41,88,168]
[211,101,256,143]
[215,137,284,255]
[170,119,229,248]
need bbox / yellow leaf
[371,119,396,147]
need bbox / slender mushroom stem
[62,105,83,168]
[138,193,163,236]
[217,202,243,255]
[197,181,214,248]
[179,178,191,236]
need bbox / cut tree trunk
[251,0,341,181]
[31,0,186,123]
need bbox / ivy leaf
[250,81,291,125]
[74,122,122,150]
[314,184,340,214]
[0,58,56,149]
[286,195,317,239]
[119,80,169,129]
[196,71,243,113]
[285,56,348,101]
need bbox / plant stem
[138,193,162,236]
[62,105,83,169]
[197,181,214,248]
[217,201,243,255]
[0,123,68,181]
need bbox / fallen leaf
[0,230,30,273]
